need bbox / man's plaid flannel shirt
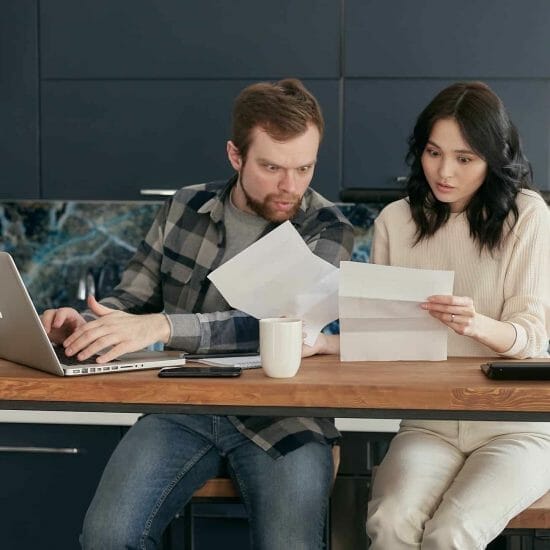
[101,176,354,457]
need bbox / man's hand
[41,307,87,345]
[62,296,171,363]
[301,333,339,357]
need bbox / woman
[307,81,550,548]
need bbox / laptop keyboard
[53,346,102,366]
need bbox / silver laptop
[0,252,186,376]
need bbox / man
[42,78,354,549]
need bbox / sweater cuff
[165,313,201,353]
[498,322,528,358]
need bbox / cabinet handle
[140,189,177,196]
[394,176,408,183]
[0,446,81,454]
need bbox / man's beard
[239,175,302,222]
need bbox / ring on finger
[450,313,455,322]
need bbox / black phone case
[481,362,550,380]
[158,366,242,378]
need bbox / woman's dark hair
[406,81,533,252]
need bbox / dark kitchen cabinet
[2,0,550,200]
[343,79,550,191]
[0,0,40,199]
[39,0,339,80]
[40,79,341,201]
[0,423,122,550]
[345,0,550,78]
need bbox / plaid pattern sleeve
[100,179,264,352]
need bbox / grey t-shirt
[200,193,269,313]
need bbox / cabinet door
[38,0,341,201]
[41,80,341,201]
[0,0,40,199]
[343,79,550,191]
[345,0,550,78]
[0,423,121,550]
[40,0,339,79]
[330,432,394,550]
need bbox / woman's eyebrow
[426,139,475,155]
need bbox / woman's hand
[302,333,340,357]
[421,295,479,337]
[421,294,517,354]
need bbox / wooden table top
[1,356,549,419]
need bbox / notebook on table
[0,252,186,376]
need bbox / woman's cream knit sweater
[372,189,550,358]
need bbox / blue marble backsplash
[0,202,159,311]
[0,201,380,313]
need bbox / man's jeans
[81,414,334,550]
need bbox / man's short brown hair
[231,78,324,161]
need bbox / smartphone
[481,361,550,380]
[158,365,242,378]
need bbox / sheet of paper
[339,261,454,361]
[208,221,339,345]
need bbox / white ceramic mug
[259,318,302,378]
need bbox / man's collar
[291,196,307,226]
[197,175,237,223]
[197,173,308,227]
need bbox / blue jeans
[81,414,334,550]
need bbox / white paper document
[208,221,339,345]
[339,261,455,361]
